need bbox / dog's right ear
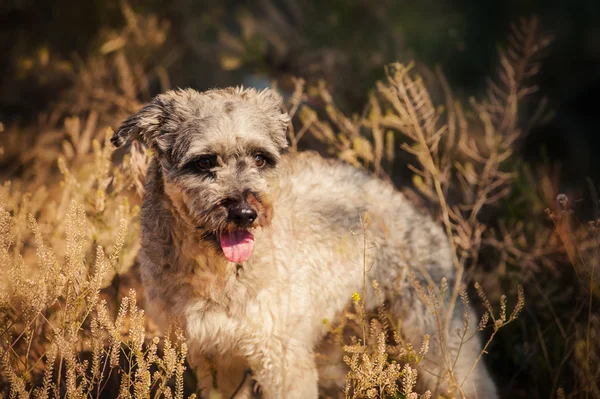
[111,96,167,150]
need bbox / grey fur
[113,87,498,399]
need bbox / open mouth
[219,230,255,263]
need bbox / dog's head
[112,87,290,263]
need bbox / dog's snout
[228,204,257,226]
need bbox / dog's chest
[184,286,293,357]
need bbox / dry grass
[0,7,598,399]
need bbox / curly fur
[113,87,498,398]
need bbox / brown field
[0,4,598,399]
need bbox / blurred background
[1,1,599,398]
[1,0,599,187]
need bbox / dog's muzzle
[227,203,257,228]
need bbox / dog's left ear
[274,109,291,150]
[111,96,168,151]
[257,88,291,150]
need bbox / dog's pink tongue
[219,230,255,263]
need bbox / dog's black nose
[228,204,257,226]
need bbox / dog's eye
[197,156,215,170]
[254,154,267,168]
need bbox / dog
[111,87,498,398]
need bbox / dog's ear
[274,108,291,151]
[257,88,290,150]
[111,96,168,151]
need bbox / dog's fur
[112,87,498,398]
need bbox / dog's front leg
[249,343,318,399]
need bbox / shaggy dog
[112,87,498,398]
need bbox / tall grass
[0,7,598,399]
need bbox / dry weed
[1,9,597,399]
